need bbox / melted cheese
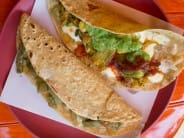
[62,25,81,42]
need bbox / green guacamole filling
[16,39,122,130]
[80,22,143,54]
[50,0,153,87]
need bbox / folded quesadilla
[47,0,184,91]
[16,13,143,136]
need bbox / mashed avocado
[78,22,150,68]
[79,23,151,81]
[81,22,142,54]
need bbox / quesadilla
[47,0,184,91]
[16,13,143,136]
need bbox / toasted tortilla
[60,0,148,34]
[16,13,143,136]
[47,0,184,91]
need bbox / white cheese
[101,67,116,78]
[148,73,164,83]
[136,31,170,45]
[152,34,170,45]
[135,31,152,43]
[159,58,182,73]
[62,25,81,42]
[143,43,156,59]
[159,60,173,73]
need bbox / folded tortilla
[16,13,143,136]
[47,0,184,91]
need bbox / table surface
[0,0,184,138]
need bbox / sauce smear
[74,44,87,57]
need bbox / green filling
[49,0,155,88]
[50,0,67,25]
[16,43,59,108]
[16,40,122,130]
[91,50,115,67]
[123,70,144,79]
[126,50,150,63]
[79,22,150,66]
[80,22,143,54]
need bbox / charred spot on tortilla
[44,43,48,46]
[87,3,99,11]
[29,52,33,58]
[30,23,35,29]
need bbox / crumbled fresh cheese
[135,31,153,43]
[136,31,170,45]
[148,73,164,83]
[62,25,81,42]
[143,43,156,58]
[159,58,182,73]
[153,33,170,45]
[101,67,116,78]
[159,60,173,73]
